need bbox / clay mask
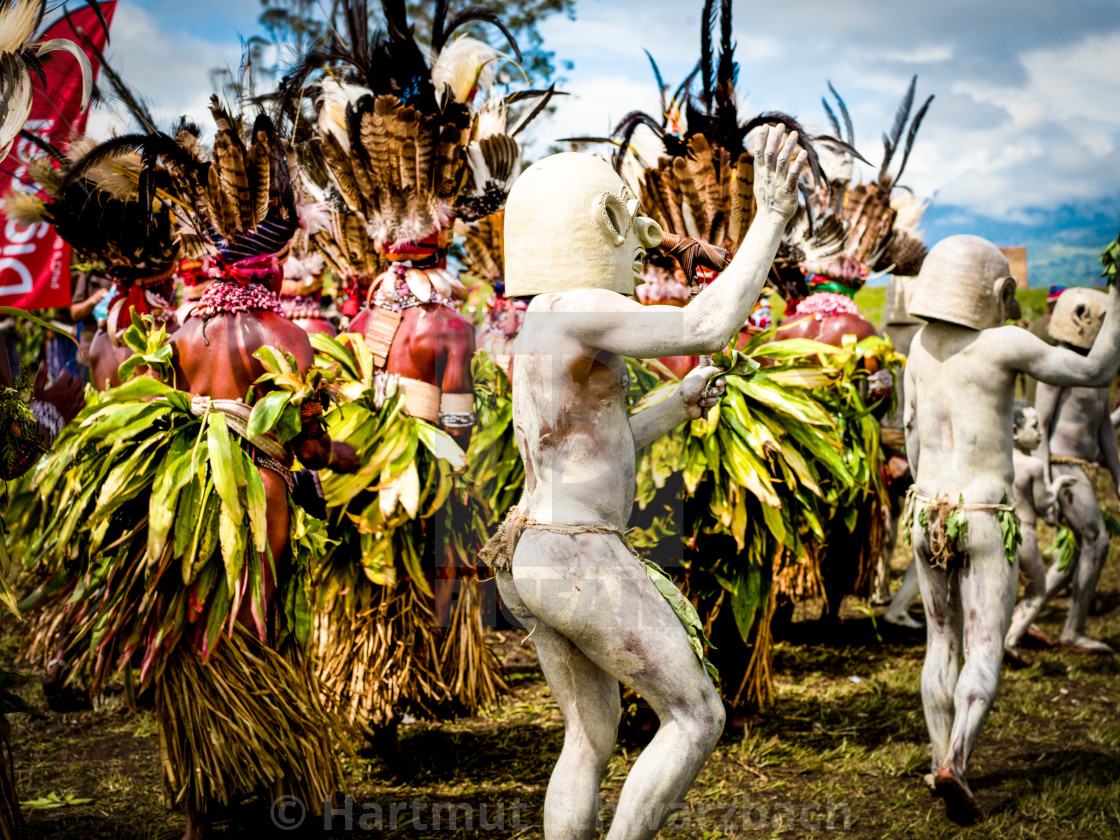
[1049,287,1108,350]
[909,234,1015,330]
[504,153,663,298]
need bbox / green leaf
[247,391,291,439]
[206,413,243,524]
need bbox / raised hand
[751,124,808,221]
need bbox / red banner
[0,2,117,310]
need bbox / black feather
[814,135,872,166]
[20,50,46,89]
[508,84,559,138]
[79,0,111,43]
[741,112,827,194]
[821,97,841,139]
[431,0,451,50]
[671,60,702,113]
[381,0,411,41]
[61,133,199,192]
[644,48,667,123]
[699,0,716,114]
[882,74,917,179]
[827,81,854,146]
[610,110,670,171]
[268,48,327,126]
[893,94,933,186]
[16,129,65,163]
[713,0,737,132]
[441,7,522,63]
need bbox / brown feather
[247,133,271,227]
[211,128,251,234]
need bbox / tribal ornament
[191,278,285,320]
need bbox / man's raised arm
[999,284,1120,388]
[535,125,807,360]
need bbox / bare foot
[932,768,983,825]
[1003,644,1032,668]
[883,609,924,630]
[182,810,208,840]
[1059,634,1116,655]
[1025,624,1055,648]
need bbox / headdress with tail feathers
[0,0,107,160]
[310,0,554,251]
[7,133,180,282]
[562,0,831,259]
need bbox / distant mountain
[919,199,1120,288]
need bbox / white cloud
[85,2,244,139]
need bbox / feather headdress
[0,0,105,160]
[309,0,551,250]
[8,134,180,281]
[822,76,934,277]
[563,0,824,259]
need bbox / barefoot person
[1004,402,1076,662]
[1032,288,1120,654]
[902,236,1120,822]
[483,124,807,838]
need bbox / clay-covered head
[909,235,1019,330]
[1049,287,1108,350]
[503,153,664,298]
[1012,401,1041,452]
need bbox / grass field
[771,285,1049,330]
[6,474,1120,838]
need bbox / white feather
[317,78,368,154]
[430,37,503,104]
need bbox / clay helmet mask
[503,153,664,298]
[1049,287,1108,350]
[909,234,1019,330]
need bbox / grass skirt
[156,624,348,814]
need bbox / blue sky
[86,1,1120,283]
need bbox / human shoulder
[530,288,633,313]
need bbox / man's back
[907,323,1020,502]
[512,291,635,527]
[1047,383,1109,461]
[172,312,314,400]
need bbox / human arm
[1031,457,1073,525]
[1097,405,1120,508]
[439,316,477,446]
[538,125,807,359]
[70,286,108,322]
[1034,381,1059,485]
[995,284,1120,387]
[286,328,358,473]
[902,360,920,477]
[630,363,725,450]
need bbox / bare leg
[945,515,1017,778]
[884,559,923,628]
[1043,468,1113,653]
[506,531,725,840]
[1006,524,1044,651]
[913,544,960,776]
[182,810,208,840]
[496,569,620,840]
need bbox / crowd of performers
[0,0,1118,836]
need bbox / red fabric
[0,2,116,310]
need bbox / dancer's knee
[675,686,726,750]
